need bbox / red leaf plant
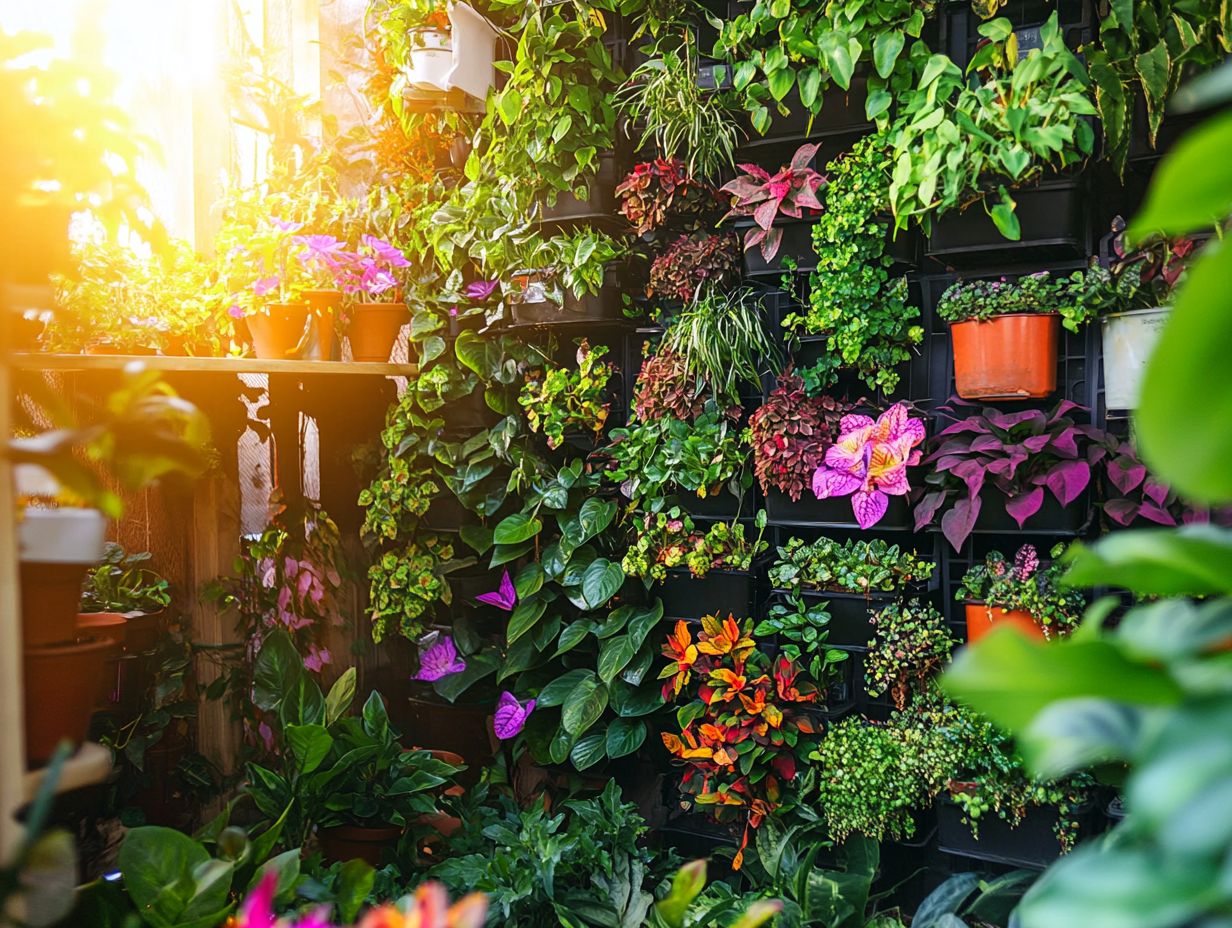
[749,373,849,501]
[659,614,820,869]
[720,143,826,263]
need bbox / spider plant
[615,37,741,180]
[663,286,782,403]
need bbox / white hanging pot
[406,27,454,91]
[1101,306,1170,410]
[18,507,107,564]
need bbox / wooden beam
[10,353,417,377]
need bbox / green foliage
[622,509,769,581]
[755,593,849,688]
[865,600,954,708]
[431,782,663,928]
[80,542,171,614]
[715,0,936,132]
[518,340,614,450]
[368,534,470,643]
[935,271,1088,329]
[768,536,934,595]
[886,14,1095,240]
[956,543,1085,637]
[787,135,922,394]
[1083,0,1231,175]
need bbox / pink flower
[464,279,499,301]
[253,276,281,297]
[493,691,535,739]
[238,869,277,928]
[304,643,331,673]
[258,721,275,752]
[812,404,925,529]
[361,234,410,268]
[228,305,246,320]
[271,218,304,233]
[414,634,467,681]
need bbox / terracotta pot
[964,602,1044,643]
[347,302,407,362]
[77,612,128,649]
[303,290,341,361]
[24,637,115,766]
[18,507,107,648]
[247,302,312,359]
[318,824,404,866]
[950,313,1059,400]
[122,609,165,653]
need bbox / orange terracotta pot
[950,313,1060,400]
[77,612,128,649]
[122,609,165,653]
[303,290,341,360]
[347,302,407,362]
[318,824,404,866]
[24,637,115,766]
[964,602,1045,643]
[247,302,312,359]
[20,561,89,647]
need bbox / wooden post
[0,308,25,855]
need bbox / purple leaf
[981,408,1046,431]
[941,496,982,551]
[951,459,987,498]
[914,490,947,530]
[1103,499,1140,526]
[1005,487,1045,527]
[1044,459,1091,505]
[1138,502,1179,526]
[1143,478,1171,506]
[759,226,784,262]
[1021,434,1052,453]
[493,691,536,740]
[937,419,992,437]
[969,434,1006,453]
[790,142,821,171]
[1108,456,1147,495]
[1049,428,1081,458]
[476,570,517,611]
[753,198,780,231]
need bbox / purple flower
[414,634,467,681]
[361,234,410,268]
[465,279,499,301]
[476,570,516,611]
[449,305,459,317]
[303,643,331,673]
[228,305,246,320]
[253,276,280,297]
[294,234,346,258]
[493,691,536,739]
[271,218,304,233]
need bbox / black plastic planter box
[740,218,819,277]
[539,152,620,224]
[438,390,502,432]
[423,494,468,532]
[658,567,758,621]
[741,79,872,145]
[511,281,625,326]
[937,795,1096,868]
[765,488,912,531]
[972,488,1090,536]
[926,176,1087,265]
[779,589,893,649]
[676,486,755,520]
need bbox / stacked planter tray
[674,486,757,520]
[739,217,820,278]
[538,152,622,226]
[765,489,913,531]
[936,795,1099,869]
[658,565,760,622]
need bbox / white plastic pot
[404,3,497,101]
[18,507,107,564]
[1101,306,1169,410]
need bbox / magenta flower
[361,234,410,268]
[228,305,246,320]
[465,279,499,301]
[240,867,277,927]
[304,642,332,673]
[811,403,926,529]
[271,218,304,233]
[493,691,536,740]
[253,276,281,297]
[294,234,346,259]
[476,570,516,611]
[414,634,467,681]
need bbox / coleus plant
[767,536,935,595]
[913,400,1104,550]
[659,615,820,869]
[864,599,954,710]
[615,158,720,236]
[748,373,845,501]
[621,509,769,582]
[720,143,825,263]
[646,232,739,301]
[811,403,926,528]
[1095,436,1222,527]
[632,348,711,422]
[955,543,1084,638]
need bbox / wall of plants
[13,0,1232,924]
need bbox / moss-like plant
[518,340,613,449]
[865,600,954,708]
[621,509,768,581]
[768,536,934,594]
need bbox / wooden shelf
[10,353,418,377]
[22,743,113,803]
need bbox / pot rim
[1101,305,1169,321]
[948,312,1061,327]
[24,635,116,658]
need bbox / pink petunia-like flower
[294,234,347,261]
[811,403,925,529]
[239,869,278,928]
[228,304,246,320]
[493,691,536,740]
[361,234,410,268]
[253,275,281,297]
[464,279,499,301]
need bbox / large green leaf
[493,513,543,545]
[581,558,624,609]
[942,627,1183,733]
[1063,527,1232,596]
[1136,243,1232,503]
[597,634,637,683]
[561,675,608,736]
[538,669,595,708]
[605,718,647,758]
[1115,598,1232,660]
[284,724,333,775]
[1130,110,1232,240]
[1022,698,1145,778]
[119,827,234,928]
[576,497,616,541]
[507,598,549,644]
[569,728,609,769]
[324,668,356,726]
[252,630,305,715]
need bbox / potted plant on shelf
[336,234,412,362]
[767,536,935,647]
[749,373,846,516]
[755,594,850,700]
[937,272,1085,401]
[79,542,171,652]
[506,230,627,326]
[646,232,739,302]
[956,543,1084,642]
[517,339,614,451]
[293,232,349,360]
[886,15,1095,254]
[373,0,498,104]
[865,600,954,710]
[659,615,820,869]
[809,403,926,529]
[914,400,1105,550]
[720,142,826,275]
[622,509,768,621]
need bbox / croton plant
[646,232,739,301]
[748,373,845,501]
[616,158,719,236]
[659,614,820,869]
